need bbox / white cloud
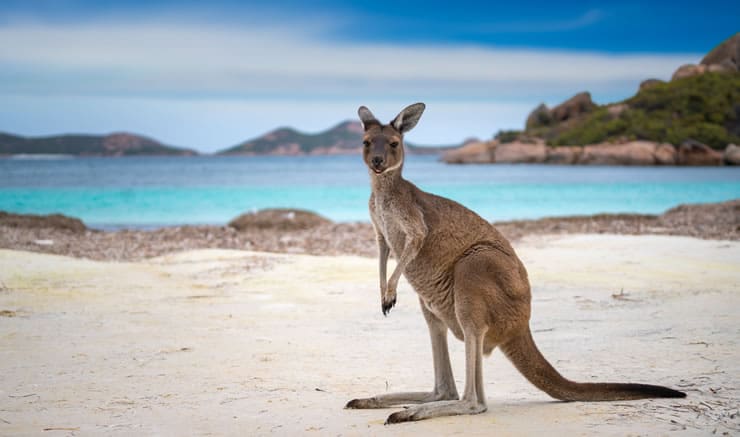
[0,19,701,99]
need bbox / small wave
[8,154,75,160]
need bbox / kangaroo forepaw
[381,296,396,316]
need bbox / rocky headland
[443,137,734,166]
[443,33,740,166]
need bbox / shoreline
[1,199,738,261]
[2,150,738,165]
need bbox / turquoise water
[1,155,739,228]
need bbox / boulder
[579,141,660,165]
[494,141,547,164]
[671,62,735,81]
[700,32,740,71]
[639,78,665,91]
[606,103,628,117]
[546,146,583,164]
[441,141,495,164]
[550,92,596,123]
[723,144,740,165]
[707,63,736,73]
[654,143,677,165]
[0,211,87,232]
[676,140,723,166]
[671,64,707,81]
[525,103,551,129]
[671,34,740,81]
[228,208,331,231]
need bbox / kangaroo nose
[372,157,383,167]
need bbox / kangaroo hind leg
[385,327,488,423]
[345,298,459,409]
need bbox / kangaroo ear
[391,102,425,134]
[358,106,380,130]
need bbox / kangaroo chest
[371,193,450,292]
[372,195,410,258]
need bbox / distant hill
[216,120,455,156]
[0,132,197,157]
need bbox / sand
[1,234,739,436]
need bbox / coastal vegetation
[443,33,739,165]
[541,73,740,149]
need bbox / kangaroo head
[358,103,425,175]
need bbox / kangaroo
[345,103,685,424]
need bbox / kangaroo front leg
[385,330,488,424]
[376,235,394,315]
[345,301,458,409]
[384,218,426,315]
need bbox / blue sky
[0,1,737,151]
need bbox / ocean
[1,155,739,229]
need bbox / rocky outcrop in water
[494,140,547,163]
[442,140,495,164]
[443,140,740,166]
[676,140,723,166]
[578,141,673,165]
[724,144,740,165]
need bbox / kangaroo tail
[500,328,686,401]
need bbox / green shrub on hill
[545,73,740,149]
[494,130,523,143]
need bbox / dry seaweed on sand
[1,200,738,261]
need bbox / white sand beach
[1,234,739,435]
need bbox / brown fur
[345,103,685,424]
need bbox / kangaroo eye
[363,140,370,147]
[390,142,399,148]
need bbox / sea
[1,155,739,229]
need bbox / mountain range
[216,121,455,156]
[0,121,455,157]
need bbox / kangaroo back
[501,329,686,401]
